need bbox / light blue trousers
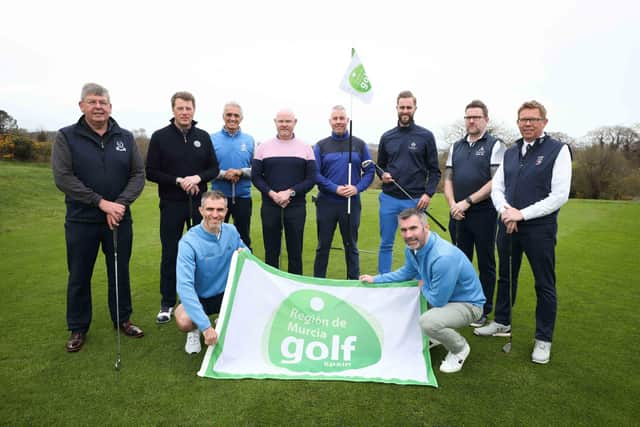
[377,192,419,273]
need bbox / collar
[170,118,197,133]
[78,116,118,139]
[397,121,415,130]
[331,131,349,141]
[411,231,436,256]
[221,126,241,138]
[465,131,487,145]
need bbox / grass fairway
[1,161,638,426]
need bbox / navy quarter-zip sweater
[377,122,441,198]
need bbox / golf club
[502,233,513,353]
[361,160,447,232]
[187,194,194,229]
[113,226,122,370]
[330,246,376,255]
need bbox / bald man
[251,109,316,274]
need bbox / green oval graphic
[267,290,382,372]
[349,65,371,94]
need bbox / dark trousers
[494,222,557,342]
[261,201,306,274]
[449,208,498,316]
[313,198,361,279]
[65,221,133,333]
[159,198,202,307]
[225,197,252,251]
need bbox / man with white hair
[210,102,255,250]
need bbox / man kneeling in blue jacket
[175,191,248,354]
[360,208,485,373]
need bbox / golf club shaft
[365,160,447,232]
[187,194,194,229]
[113,226,122,369]
[502,230,513,353]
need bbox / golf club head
[115,358,121,370]
[502,340,512,353]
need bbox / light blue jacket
[374,232,486,308]
[177,223,247,331]
[210,127,254,198]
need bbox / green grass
[0,161,638,426]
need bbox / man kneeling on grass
[360,208,485,373]
[175,191,248,354]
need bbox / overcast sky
[1,0,638,147]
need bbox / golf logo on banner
[267,290,382,372]
[198,251,438,387]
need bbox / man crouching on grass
[360,208,485,373]
[175,191,248,354]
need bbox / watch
[465,196,473,205]
[289,189,296,198]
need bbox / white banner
[198,251,438,387]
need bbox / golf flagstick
[113,226,121,370]
[345,116,353,279]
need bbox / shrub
[12,136,34,161]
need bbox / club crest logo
[115,141,126,152]
[240,143,247,152]
[475,146,485,156]
[409,141,418,151]
[536,156,544,165]
[266,290,382,372]
[193,140,201,148]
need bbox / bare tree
[442,119,519,147]
[132,128,150,160]
[584,125,639,166]
[0,110,18,134]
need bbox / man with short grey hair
[313,105,374,279]
[53,82,146,352]
[360,208,485,373]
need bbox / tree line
[1,109,638,200]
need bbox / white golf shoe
[439,342,471,373]
[185,329,201,354]
[531,339,551,364]
[473,321,511,337]
[156,306,173,324]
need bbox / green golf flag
[339,48,373,103]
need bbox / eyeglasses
[85,99,109,107]
[464,115,485,121]
[225,113,241,118]
[517,118,544,124]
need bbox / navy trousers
[494,221,558,342]
[449,207,498,317]
[313,197,361,279]
[65,221,133,333]
[159,197,202,308]
[261,201,306,274]
[225,196,252,251]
